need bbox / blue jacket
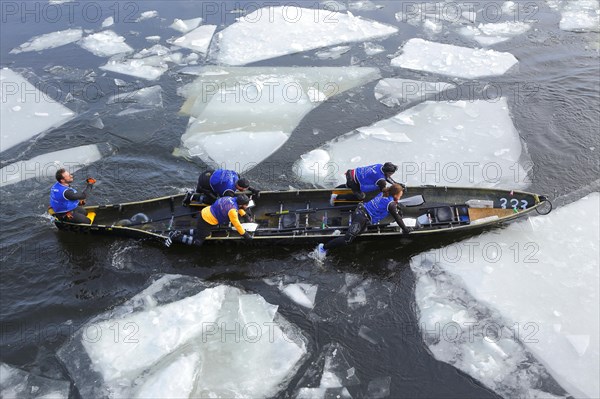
[363,193,395,224]
[209,169,239,196]
[209,196,240,224]
[49,182,80,213]
[354,164,386,192]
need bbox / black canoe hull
[52,186,550,248]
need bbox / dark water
[1,1,598,398]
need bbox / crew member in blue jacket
[333,162,401,203]
[315,184,411,259]
[193,169,259,204]
[49,168,95,224]
[167,194,253,247]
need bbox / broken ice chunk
[102,16,114,28]
[459,22,531,46]
[171,25,217,55]
[0,68,76,153]
[107,85,163,107]
[10,28,83,54]
[79,30,133,57]
[315,46,351,60]
[136,10,158,22]
[374,78,455,107]
[363,42,385,55]
[282,283,318,309]
[100,56,168,80]
[216,6,398,65]
[0,363,70,399]
[391,38,518,79]
[0,143,112,187]
[170,17,203,33]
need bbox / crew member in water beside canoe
[190,169,260,204]
[167,194,253,247]
[49,168,95,224]
[316,184,411,258]
[332,162,403,203]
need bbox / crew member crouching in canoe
[332,162,402,204]
[49,168,95,224]
[167,194,253,247]
[187,169,260,205]
[315,184,411,259]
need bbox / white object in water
[412,192,600,398]
[391,38,519,79]
[459,22,531,46]
[1,143,111,187]
[170,17,203,33]
[281,283,318,309]
[294,98,530,189]
[216,6,398,65]
[175,66,379,171]
[10,28,83,54]
[374,78,455,108]
[79,30,133,57]
[0,363,70,399]
[0,68,75,153]
[171,25,217,55]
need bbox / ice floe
[175,66,379,170]
[107,85,163,108]
[100,55,168,81]
[101,17,114,28]
[0,68,75,153]
[315,45,351,59]
[58,275,308,399]
[295,343,360,398]
[282,283,319,309]
[547,0,600,32]
[0,363,70,399]
[10,28,83,54]
[170,25,217,55]
[363,42,385,55]
[215,6,398,65]
[459,22,531,46]
[295,98,529,188]
[136,10,158,22]
[391,38,518,79]
[412,193,599,398]
[1,143,112,187]
[374,78,455,107]
[79,30,133,57]
[170,17,203,33]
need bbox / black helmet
[237,178,250,189]
[382,162,398,174]
[236,194,250,206]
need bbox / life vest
[209,169,239,196]
[209,196,239,224]
[354,164,385,192]
[49,182,80,213]
[363,193,395,224]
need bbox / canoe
[49,186,552,247]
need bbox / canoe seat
[417,205,470,227]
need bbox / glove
[79,200,86,206]
[250,187,261,196]
[242,232,253,242]
[402,226,413,235]
[86,177,96,185]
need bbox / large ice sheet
[412,193,600,398]
[0,68,75,153]
[547,0,600,32]
[176,66,379,170]
[295,98,529,188]
[391,38,518,79]
[0,363,70,399]
[216,6,398,65]
[79,31,133,57]
[58,275,308,399]
[10,28,83,54]
[171,25,217,55]
[1,143,112,187]
[459,22,531,46]
[374,78,455,107]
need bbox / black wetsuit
[324,201,409,250]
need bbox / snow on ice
[10,28,83,54]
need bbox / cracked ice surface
[374,78,455,107]
[412,193,599,398]
[58,275,308,399]
[79,30,133,57]
[0,363,70,399]
[0,143,112,187]
[391,38,518,79]
[0,68,75,153]
[10,28,83,54]
[459,22,531,46]
[546,0,600,32]
[295,98,529,189]
[175,66,379,170]
[216,6,398,65]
